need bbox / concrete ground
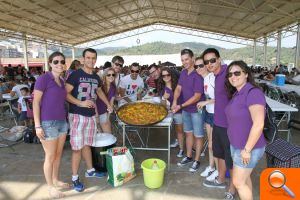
[0,112,299,200]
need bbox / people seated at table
[10,79,29,98]
[96,68,116,133]
[118,62,144,106]
[172,49,205,172]
[195,56,219,182]
[157,67,184,158]
[225,60,266,200]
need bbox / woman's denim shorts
[230,145,265,168]
[41,120,68,141]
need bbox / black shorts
[212,125,233,169]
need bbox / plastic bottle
[151,160,159,170]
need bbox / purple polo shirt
[214,64,229,128]
[34,72,67,121]
[96,83,116,115]
[225,83,267,149]
[178,69,204,113]
[161,86,183,113]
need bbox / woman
[225,60,266,200]
[96,68,116,133]
[33,52,69,199]
[195,57,218,181]
[157,67,184,158]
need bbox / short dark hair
[69,59,81,70]
[148,64,158,70]
[181,49,194,58]
[82,48,97,57]
[20,87,29,93]
[112,55,124,64]
[130,62,140,69]
[103,61,112,70]
[202,48,220,58]
[48,51,65,64]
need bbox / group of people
[31,47,266,200]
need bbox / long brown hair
[101,68,116,95]
[157,67,179,95]
[225,60,259,99]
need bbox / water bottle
[151,160,159,170]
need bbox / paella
[117,102,168,125]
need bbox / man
[202,48,236,200]
[66,48,113,192]
[111,55,124,88]
[172,49,205,172]
[118,62,144,106]
[146,64,160,89]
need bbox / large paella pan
[116,101,168,126]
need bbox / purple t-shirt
[214,64,229,128]
[96,83,116,115]
[161,86,183,113]
[34,72,66,121]
[178,69,205,113]
[225,83,267,149]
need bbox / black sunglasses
[52,60,65,65]
[114,62,123,67]
[107,74,115,77]
[227,71,243,78]
[194,64,205,69]
[131,70,140,74]
[162,74,171,78]
[203,58,217,65]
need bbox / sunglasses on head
[203,58,217,65]
[107,73,115,77]
[162,74,171,78]
[52,60,65,65]
[194,64,205,69]
[131,70,140,74]
[114,62,123,67]
[227,71,243,78]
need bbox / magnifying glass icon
[268,170,295,198]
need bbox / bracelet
[35,126,42,129]
[243,148,251,153]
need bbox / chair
[288,119,300,142]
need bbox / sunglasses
[162,74,171,78]
[114,62,123,67]
[203,58,217,65]
[131,70,140,74]
[52,60,65,65]
[194,64,205,69]
[107,74,115,77]
[227,71,243,78]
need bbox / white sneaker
[200,166,215,177]
[176,149,184,158]
[170,139,179,148]
[206,170,219,182]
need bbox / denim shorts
[182,110,204,137]
[203,109,214,126]
[41,120,68,141]
[99,112,109,124]
[230,145,265,169]
[173,113,183,125]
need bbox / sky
[90,26,297,50]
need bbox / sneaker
[206,170,219,181]
[177,156,193,166]
[176,149,184,158]
[203,178,226,189]
[189,160,200,172]
[72,178,84,192]
[170,139,179,148]
[85,170,106,178]
[224,192,235,200]
[200,166,215,177]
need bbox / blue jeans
[173,113,183,125]
[182,110,204,138]
[230,145,265,168]
[41,120,68,141]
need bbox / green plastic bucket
[141,158,166,189]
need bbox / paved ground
[0,111,299,200]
